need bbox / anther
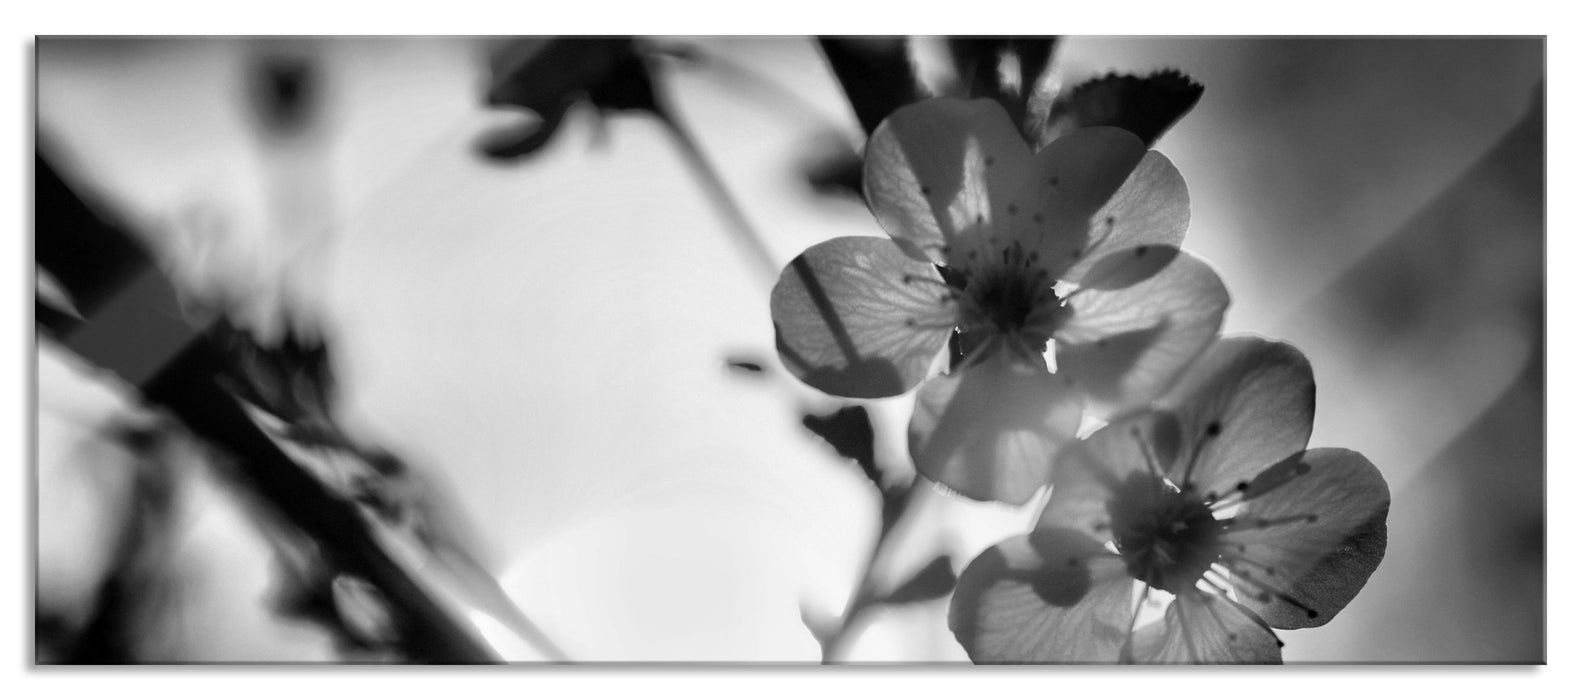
[1135,246,1147,257]
[1206,421,1223,437]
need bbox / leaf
[802,405,881,489]
[1043,70,1204,147]
[880,554,958,605]
[480,37,659,160]
[816,37,925,136]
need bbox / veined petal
[1052,248,1228,419]
[1157,336,1316,495]
[1130,590,1282,664]
[950,529,1135,663]
[1060,152,1191,285]
[1045,409,1182,532]
[1221,449,1390,629]
[770,237,956,398]
[910,354,1083,505]
[1023,127,1147,278]
[864,98,1036,266]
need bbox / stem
[651,42,835,129]
[819,479,930,663]
[652,100,779,284]
[38,151,566,663]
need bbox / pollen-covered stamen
[1107,473,1223,596]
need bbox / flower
[770,97,1228,503]
[947,336,1390,663]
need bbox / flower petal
[1130,591,1282,664]
[1052,248,1228,418]
[1221,448,1390,629]
[910,354,1083,504]
[770,236,956,398]
[1156,336,1316,495]
[1059,151,1191,285]
[1044,409,1183,535]
[863,98,1035,265]
[949,529,1135,663]
[1023,127,1147,277]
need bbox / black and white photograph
[26,27,1550,670]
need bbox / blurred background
[34,36,1543,663]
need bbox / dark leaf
[816,37,925,136]
[802,405,881,489]
[481,37,659,160]
[881,554,958,605]
[1044,70,1205,147]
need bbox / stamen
[1218,550,1281,579]
[1177,421,1222,490]
[1130,426,1166,482]
[1197,573,1285,646]
[903,317,957,330]
[1196,589,1243,644]
[1209,489,1247,511]
[901,273,951,289]
[1217,514,1318,533]
[1119,585,1151,664]
[1173,598,1201,664]
[1218,564,1321,620]
[1075,214,1120,261]
[1240,458,1314,501]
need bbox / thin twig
[651,98,780,285]
[819,479,930,663]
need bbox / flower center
[1106,472,1222,596]
[951,241,1065,356]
